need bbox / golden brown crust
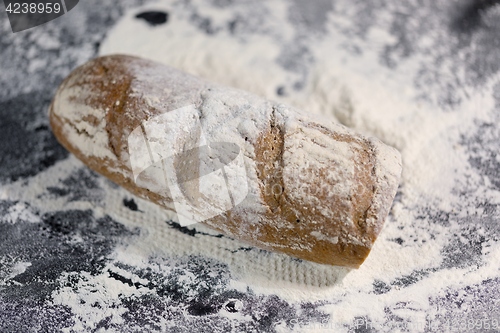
[49,54,402,268]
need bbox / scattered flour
[3,0,499,331]
[3,202,40,224]
[101,1,500,329]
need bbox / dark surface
[0,0,499,332]
[135,11,169,26]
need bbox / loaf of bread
[49,55,402,268]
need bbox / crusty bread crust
[49,55,402,267]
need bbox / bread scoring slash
[49,55,402,268]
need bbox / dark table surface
[1,0,500,332]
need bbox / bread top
[50,55,402,267]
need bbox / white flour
[100,1,500,328]
[3,0,499,331]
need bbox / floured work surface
[1,0,500,332]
